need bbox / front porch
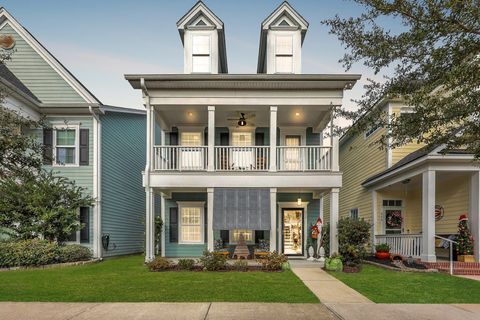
[365,150,480,263]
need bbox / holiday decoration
[456,214,474,262]
[435,205,444,221]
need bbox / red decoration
[459,214,468,221]
[311,225,319,239]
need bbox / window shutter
[43,128,53,165]
[80,207,90,243]
[169,207,178,243]
[204,128,208,146]
[255,132,265,146]
[255,230,265,244]
[204,205,208,243]
[170,129,179,146]
[220,132,229,146]
[79,129,89,165]
[220,230,229,244]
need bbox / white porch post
[330,116,339,171]
[371,190,378,253]
[470,171,480,262]
[207,188,214,251]
[270,188,277,252]
[160,193,166,257]
[319,195,324,222]
[207,106,215,171]
[329,188,339,255]
[421,170,436,262]
[269,106,277,172]
[145,188,155,262]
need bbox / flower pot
[458,255,475,262]
[375,252,390,260]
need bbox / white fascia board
[0,9,99,104]
[262,3,308,30]
[177,2,223,30]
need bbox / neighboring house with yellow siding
[322,99,480,264]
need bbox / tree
[456,214,474,256]
[323,1,480,158]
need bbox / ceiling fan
[227,112,255,127]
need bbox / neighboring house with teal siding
[0,7,146,258]
[126,1,360,261]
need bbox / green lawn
[0,255,318,303]
[329,264,480,303]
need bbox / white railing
[375,234,422,258]
[276,146,332,171]
[435,235,458,275]
[214,146,269,171]
[154,146,207,171]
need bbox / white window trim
[52,124,80,167]
[178,201,205,245]
[364,126,381,139]
[229,229,255,244]
[274,34,294,74]
[191,34,212,74]
[229,129,255,146]
[381,199,404,234]
[279,127,306,146]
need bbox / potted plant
[375,243,391,260]
[457,214,475,262]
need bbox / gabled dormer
[257,1,309,74]
[177,1,227,74]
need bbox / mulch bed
[364,256,435,272]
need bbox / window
[192,35,210,73]
[275,35,293,73]
[231,132,253,146]
[53,125,79,166]
[66,207,90,243]
[383,200,402,207]
[179,204,204,244]
[350,208,359,220]
[180,132,202,146]
[230,229,254,244]
[231,132,254,169]
[364,125,380,139]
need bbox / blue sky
[3,0,390,118]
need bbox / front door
[282,208,304,255]
[383,200,403,234]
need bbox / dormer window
[192,35,211,73]
[275,35,293,73]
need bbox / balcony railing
[277,146,331,171]
[215,146,269,171]
[154,146,207,171]
[375,234,422,258]
[153,146,332,172]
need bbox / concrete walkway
[290,261,373,304]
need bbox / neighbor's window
[180,206,203,244]
[192,35,211,73]
[364,125,380,139]
[350,208,359,220]
[180,132,202,146]
[54,126,78,165]
[275,35,293,73]
[230,229,254,244]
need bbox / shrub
[198,250,227,271]
[232,259,248,272]
[146,257,171,271]
[178,258,195,270]
[257,251,288,271]
[338,217,371,267]
[57,245,92,263]
[325,254,343,271]
[321,223,330,256]
[375,243,390,253]
[0,239,58,268]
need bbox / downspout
[89,106,102,259]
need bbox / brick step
[423,261,480,275]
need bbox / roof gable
[261,1,309,31]
[0,8,100,105]
[176,1,224,31]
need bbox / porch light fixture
[295,112,300,116]
[297,197,302,206]
[238,118,247,126]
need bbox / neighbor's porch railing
[214,146,270,171]
[153,146,207,171]
[276,146,332,171]
[375,234,422,258]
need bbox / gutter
[89,106,102,259]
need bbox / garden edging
[0,258,101,272]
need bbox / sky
[2,0,392,124]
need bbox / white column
[319,195,324,222]
[269,106,277,172]
[330,115,339,171]
[207,188,214,251]
[207,106,215,171]
[145,188,155,262]
[329,188,339,255]
[421,170,436,262]
[160,194,166,257]
[371,190,378,252]
[270,188,277,252]
[470,171,480,262]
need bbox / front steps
[424,262,480,275]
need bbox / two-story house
[126,1,360,261]
[321,98,480,270]
[0,7,146,258]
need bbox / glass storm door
[282,209,303,255]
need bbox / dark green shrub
[178,258,195,270]
[257,251,288,271]
[375,243,390,253]
[146,257,171,271]
[57,245,92,263]
[0,239,58,268]
[198,250,227,271]
[232,259,248,272]
[338,217,371,267]
[321,223,330,256]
